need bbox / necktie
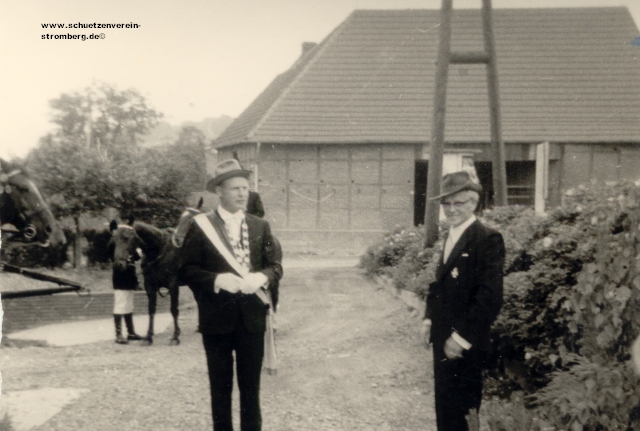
[226,217,250,271]
[443,234,454,263]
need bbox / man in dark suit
[422,171,505,431]
[180,159,283,431]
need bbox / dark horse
[0,158,66,248]
[110,218,184,345]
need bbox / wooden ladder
[424,0,507,247]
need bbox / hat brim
[206,169,251,192]
[428,183,483,201]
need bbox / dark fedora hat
[206,159,251,192]
[429,170,483,201]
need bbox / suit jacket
[426,219,504,356]
[179,210,283,334]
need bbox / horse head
[0,158,66,248]
[171,197,204,248]
[109,219,142,272]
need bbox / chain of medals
[226,218,250,270]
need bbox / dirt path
[0,266,437,430]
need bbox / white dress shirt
[443,215,477,263]
[217,205,245,243]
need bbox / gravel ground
[1,266,438,430]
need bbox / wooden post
[535,142,549,214]
[73,216,82,268]
[424,0,453,248]
[255,142,261,191]
[482,0,507,206]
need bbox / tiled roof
[214,7,640,147]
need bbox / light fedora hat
[206,159,251,192]
[429,170,483,201]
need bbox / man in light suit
[180,159,283,431]
[422,171,505,431]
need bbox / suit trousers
[202,329,264,431]
[433,348,487,431]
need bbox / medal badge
[451,267,459,279]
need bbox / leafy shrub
[530,354,640,431]
[359,225,425,276]
[483,392,550,431]
[2,227,73,268]
[493,182,640,388]
[83,228,113,266]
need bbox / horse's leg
[142,284,156,346]
[169,284,181,345]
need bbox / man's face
[440,191,477,228]
[217,176,249,213]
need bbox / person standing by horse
[232,151,265,218]
[109,220,144,344]
[179,159,283,431]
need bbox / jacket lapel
[438,220,480,281]
[210,211,235,255]
[436,234,448,280]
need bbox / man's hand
[214,273,244,294]
[421,319,431,349]
[444,336,464,360]
[240,272,268,294]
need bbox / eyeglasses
[440,199,473,210]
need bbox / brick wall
[1,288,195,334]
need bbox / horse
[110,218,183,346]
[0,158,66,248]
[171,197,204,248]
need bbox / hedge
[360,180,640,431]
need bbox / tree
[50,82,162,150]
[27,84,171,266]
[167,125,208,193]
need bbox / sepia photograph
[1,0,640,430]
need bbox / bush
[83,228,113,266]
[483,392,550,431]
[2,227,73,268]
[359,225,425,276]
[530,355,640,431]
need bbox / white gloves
[214,272,268,294]
[214,273,244,293]
[242,272,268,294]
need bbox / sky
[1,0,639,160]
